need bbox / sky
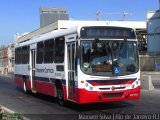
[0,0,159,45]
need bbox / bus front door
[67,42,76,101]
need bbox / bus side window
[36,41,44,64]
[15,48,18,64]
[54,37,65,63]
[44,39,54,63]
[22,46,29,64]
[16,47,22,64]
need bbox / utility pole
[122,11,131,21]
[94,11,132,21]
[96,11,101,21]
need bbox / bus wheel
[57,87,66,106]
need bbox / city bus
[14,25,140,105]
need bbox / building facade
[147,10,160,56]
[8,44,15,72]
[0,45,9,74]
[40,7,69,28]
[0,44,14,74]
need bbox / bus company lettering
[36,68,54,73]
[55,73,61,76]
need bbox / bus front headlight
[85,83,88,87]
[89,86,93,90]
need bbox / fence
[140,55,160,71]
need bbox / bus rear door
[30,44,36,93]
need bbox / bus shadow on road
[66,101,134,112]
[16,86,135,112]
[15,86,57,103]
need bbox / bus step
[32,89,37,93]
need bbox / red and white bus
[14,25,140,105]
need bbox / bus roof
[15,25,138,48]
[15,26,78,47]
[15,20,146,44]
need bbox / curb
[0,105,30,120]
[141,72,160,75]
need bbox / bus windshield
[81,40,139,76]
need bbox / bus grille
[103,92,123,98]
[99,87,126,90]
[87,79,136,86]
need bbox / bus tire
[56,87,66,106]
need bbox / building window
[42,11,49,14]
[54,37,64,63]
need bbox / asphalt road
[0,74,160,120]
[142,72,160,89]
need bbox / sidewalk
[141,71,160,75]
[7,72,14,78]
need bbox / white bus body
[15,24,140,104]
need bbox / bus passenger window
[15,47,22,64]
[54,37,64,63]
[15,48,18,64]
[36,42,44,64]
[44,39,54,63]
[22,46,29,64]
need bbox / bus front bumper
[76,86,140,104]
